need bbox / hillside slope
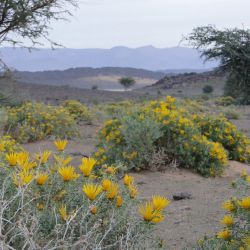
[13,67,165,90]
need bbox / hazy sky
[48,0,250,48]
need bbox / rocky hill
[146,71,225,90]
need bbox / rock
[137,181,146,185]
[179,206,192,211]
[173,192,192,200]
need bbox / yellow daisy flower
[222,200,235,212]
[138,202,164,223]
[106,182,119,199]
[102,179,112,191]
[36,173,49,185]
[217,230,231,240]
[152,195,170,210]
[238,197,250,209]
[220,215,234,226]
[79,157,96,177]
[116,195,123,207]
[123,174,134,186]
[54,139,68,151]
[82,183,102,201]
[129,185,138,198]
[13,170,34,187]
[58,166,80,181]
[35,151,51,164]
[6,153,18,166]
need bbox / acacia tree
[0,0,78,47]
[0,0,78,104]
[186,26,250,104]
[119,77,136,90]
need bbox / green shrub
[62,100,92,123]
[194,114,250,162]
[203,85,214,94]
[95,96,230,176]
[95,115,163,171]
[214,96,235,106]
[0,142,169,249]
[223,108,240,120]
[100,101,134,117]
[5,102,78,143]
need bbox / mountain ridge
[0,46,217,72]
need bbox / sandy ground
[132,163,249,249]
[22,124,250,250]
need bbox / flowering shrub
[96,96,230,176]
[197,172,250,249]
[5,102,78,143]
[95,116,163,171]
[214,96,235,106]
[62,100,92,123]
[194,115,250,163]
[100,100,134,116]
[0,135,21,153]
[0,140,170,249]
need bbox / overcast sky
[48,0,250,48]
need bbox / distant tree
[119,77,136,90]
[0,0,78,47]
[186,26,250,104]
[92,85,98,90]
[203,85,214,94]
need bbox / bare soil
[132,163,249,249]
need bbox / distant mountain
[12,67,165,90]
[0,46,217,72]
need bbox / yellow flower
[106,182,119,199]
[54,155,72,167]
[238,197,250,209]
[35,151,51,164]
[220,215,234,226]
[54,139,68,151]
[129,185,138,198]
[19,160,37,171]
[247,176,250,183]
[58,166,80,181]
[0,142,5,151]
[241,169,247,178]
[138,202,164,223]
[166,95,175,104]
[79,157,96,177]
[16,151,30,165]
[217,230,231,240]
[36,173,48,185]
[37,202,45,210]
[105,166,116,174]
[116,195,123,207]
[123,174,134,186]
[222,200,235,212]
[13,170,34,187]
[82,183,102,201]
[152,195,170,210]
[59,205,68,221]
[6,153,18,166]
[90,206,97,215]
[102,179,112,191]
